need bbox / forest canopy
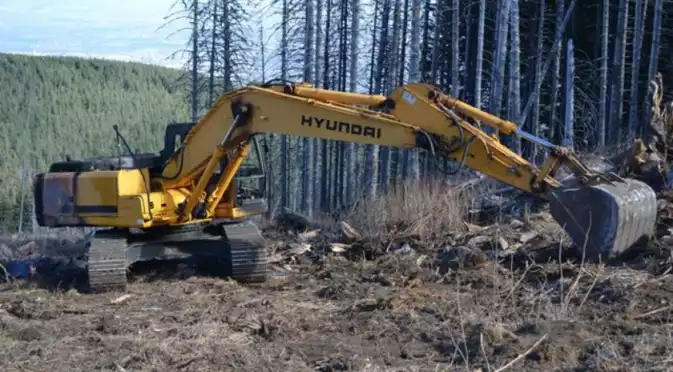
[0,53,190,231]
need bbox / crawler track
[84,221,269,293]
[222,221,268,283]
[86,233,128,293]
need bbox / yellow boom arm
[155,81,617,223]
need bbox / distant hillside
[0,53,190,230]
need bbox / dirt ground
[2,201,673,371]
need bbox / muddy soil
[1,210,673,372]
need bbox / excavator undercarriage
[32,81,659,292]
[85,221,266,292]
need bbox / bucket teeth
[549,178,657,259]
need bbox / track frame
[85,221,268,293]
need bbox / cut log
[274,208,323,232]
[339,221,362,242]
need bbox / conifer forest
[0,54,190,230]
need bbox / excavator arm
[157,81,656,259]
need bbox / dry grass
[341,178,492,247]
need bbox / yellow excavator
[33,81,657,292]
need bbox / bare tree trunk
[376,0,391,193]
[608,0,629,145]
[301,0,315,215]
[597,0,609,149]
[280,0,289,209]
[474,0,485,112]
[399,2,410,180]
[335,0,348,209]
[407,0,421,180]
[313,0,322,211]
[259,25,275,217]
[508,0,521,154]
[207,1,218,106]
[221,0,232,91]
[644,0,663,142]
[389,0,402,185]
[364,0,379,199]
[430,0,440,84]
[419,0,431,83]
[488,0,511,123]
[399,1,409,87]
[320,0,332,211]
[528,0,545,161]
[563,39,575,150]
[451,0,459,97]
[346,0,360,205]
[190,1,199,121]
[627,0,648,141]
[303,1,315,84]
[549,0,564,143]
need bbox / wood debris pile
[608,73,673,191]
[266,209,564,274]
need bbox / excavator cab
[158,122,268,216]
[160,122,195,161]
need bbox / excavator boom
[161,83,554,194]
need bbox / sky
[0,0,193,68]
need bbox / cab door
[234,135,267,204]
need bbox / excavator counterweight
[32,81,658,292]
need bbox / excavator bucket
[548,178,658,260]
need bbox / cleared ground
[1,185,673,372]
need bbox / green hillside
[0,53,190,230]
